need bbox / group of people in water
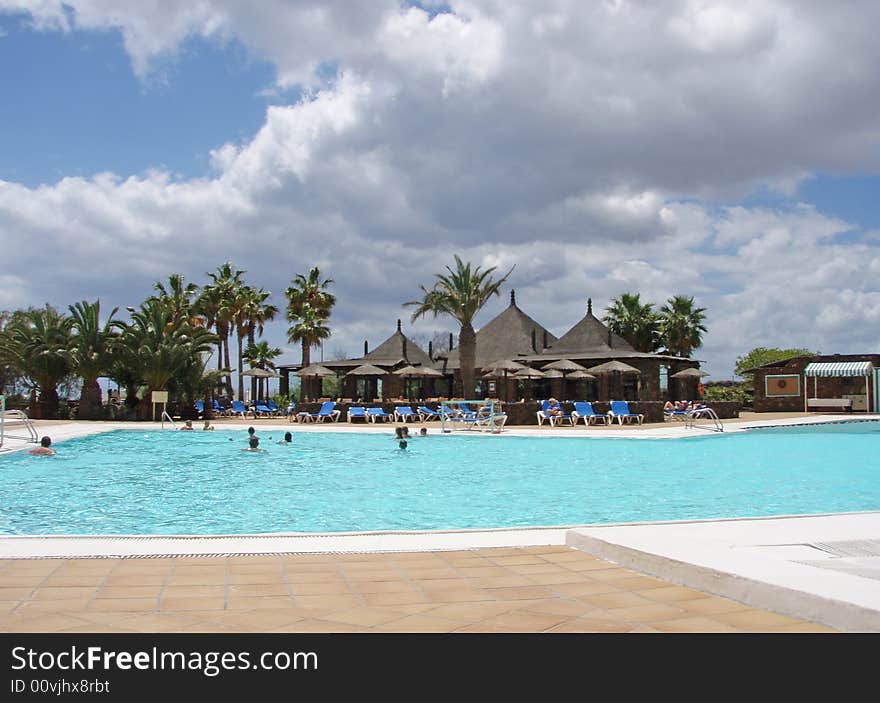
[395,425,428,449]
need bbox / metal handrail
[685,406,724,432]
[0,405,40,447]
[161,411,177,430]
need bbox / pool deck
[1,412,878,632]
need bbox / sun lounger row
[537,400,644,427]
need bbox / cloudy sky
[1,0,879,380]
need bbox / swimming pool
[1,422,878,535]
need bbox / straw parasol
[346,364,389,376]
[296,364,336,378]
[586,360,641,400]
[541,358,587,372]
[482,359,528,401]
[394,365,444,400]
[566,369,597,380]
[240,367,281,401]
[670,368,710,379]
[513,367,546,379]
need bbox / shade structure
[393,365,444,377]
[670,368,709,379]
[240,367,281,378]
[513,367,546,379]
[804,361,874,377]
[541,358,587,372]
[346,364,389,376]
[565,369,597,380]
[585,360,641,375]
[295,364,336,378]
[482,359,528,374]
[541,368,564,378]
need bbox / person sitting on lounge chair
[545,398,563,417]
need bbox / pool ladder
[0,407,40,448]
[161,411,177,430]
[684,407,724,432]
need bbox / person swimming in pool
[202,420,214,430]
[419,428,427,437]
[29,436,57,455]
[180,420,194,431]
[278,431,293,445]
[398,439,408,450]
[242,436,266,452]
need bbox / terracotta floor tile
[678,596,753,616]
[226,571,284,585]
[525,572,598,586]
[398,568,461,580]
[548,618,640,633]
[13,599,93,613]
[119,613,217,632]
[0,587,37,600]
[89,598,159,612]
[0,575,48,588]
[490,555,552,566]
[424,602,521,621]
[562,559,630,573]
[475,610,570,632]
[603,603,689,623]
[158,597,225,612]
[104,573,169,586]
[290,582,352,596]
[283,571,344,583]
[31,586,98,601]
[341,569,403,582]
[353,581,418,594]
[203,609,307,630]
[483,586,555,601]
[413,578,471,591]
[228,584,291,598]
[0,601,21,614]
[293,594,362,610]
[539,551,603,563]
[423,589,494,604]
[96,586,164,600]
[454,566,511,578]
[282,562,342,573]
[166,573,227,586]
[39,575,106,588]
[360,591,431,607]
[269,619,367,633]
[0,613,93,633]
[505,563,569,575]
[518,599,599,618]
[650,617,745,633]
[226,596,296,611]
[278,554,338,564]
[583,568,639,581]
[58,624,138,633]
[319,607,408,627]
[385,558,449,570]
[579,591,654,610]
[470,575,536,589]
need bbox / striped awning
[804,361,874,377]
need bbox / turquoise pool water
[1,422,878,535]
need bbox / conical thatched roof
[362,320,433,366]
[443,291,557,370]
[548,299,633,354]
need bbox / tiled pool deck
[1,413,878,632]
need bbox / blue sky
[1,1,879,381]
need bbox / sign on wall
[765,374,801,397]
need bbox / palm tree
[0,305,73,418]
[150,274,201,325]
[285,268,335,399]
[603,292,661,353]
[68,299,121,419]
[659,295,708,357]
[286,303,331,400]
[243,340,282,400]
[238,287,278,401]
[205,262,246,398]
[405,255,512,398]
[118,299,216,419]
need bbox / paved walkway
[0,547,833,633]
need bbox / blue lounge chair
[394,405,418,422]
[347,406,368,422]
[367,407,393,423]
[194,400,205,416]
[572,401,608,426]
[610,400,644,425]
[230,400,249,419]
[310,401,341,423]
[664,403,688,421]
[253,400,274,417]
[537,399,573,426]
[417,405,440,421]
[212,399,227,416]
[266,399,283,416]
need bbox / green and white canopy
[804,361,874,377]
